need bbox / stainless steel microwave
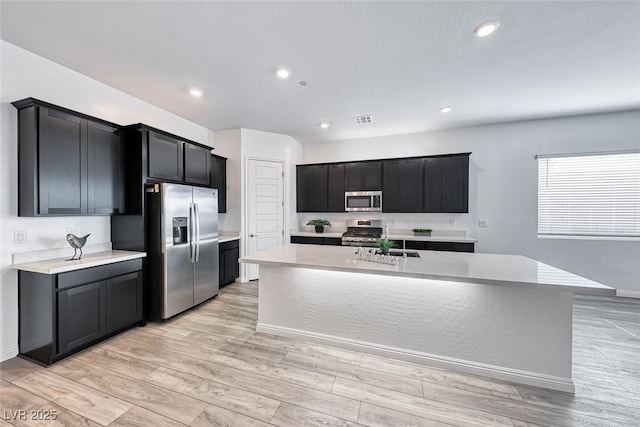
[345,191,382,212]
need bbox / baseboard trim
[616,290,640,299]
[1,346,19,363]
[257,323,575,393]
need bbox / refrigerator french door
[149,183,219,320]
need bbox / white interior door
[246,159,284,280]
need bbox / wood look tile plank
[283,351,424,396]
[101,340,226,381]
[0,357,43,382]
[331,378,512,427]
[190,404,272,427]
[247,333,363,366]
[49,359,206,425]
[204,347,335,392]
[9,403,101,427]
[359,354,523,401]
[357,402,453,427]
[12,371,132,426]
[420,380,627,427]
[270,402,364,427]
[109,406,188,427]
[0,379,50,412]
[77,349,159,380]
[144,367,281,422]
[214,367,361,422]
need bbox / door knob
[250,234,258,237]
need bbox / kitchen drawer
[57,259,142,290]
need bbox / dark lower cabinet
[219,240,240,287]
[106,272,143,332]
[18,259,143,366]
[291,236,342,245]
[401,240,474,252]
[57,281,106,354]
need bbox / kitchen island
[241,244,615,392]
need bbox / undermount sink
[388,249,420,258]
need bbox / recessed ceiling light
[474,21,500,38]
[319,123,330,129]
[440,106,452,113]
[189,88,203,97]
[276,68,291,79]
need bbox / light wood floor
[2,281,640,426]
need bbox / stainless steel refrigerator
[147,183,219,320]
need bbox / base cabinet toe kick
[241,244,615,393]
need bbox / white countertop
[290,231,476,243]
[240,244,614,296]
[12,250,147,275]
[219,232,240,243]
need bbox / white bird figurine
[66,233,90,260]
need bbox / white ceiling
[1,1,639,144]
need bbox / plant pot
[315,225,324,233]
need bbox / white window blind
[537,151,640,238]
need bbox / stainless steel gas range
[341,219,383,247]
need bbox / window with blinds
[537,151,640,239]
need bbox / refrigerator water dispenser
[172,217,188,244]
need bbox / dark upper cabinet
[327,164,345,212]
[423,157,444,213]
[13,99,123,216]
[295,153,469,213]
[184,143,211,186]
[211,155,227,213]
[296,164,328,212]
[345,161,382,191]
[442,155,469,213]
[382,158,423,212]
[87,121,122,214]
[37,107,87,215]
[148,131,184,182]
[424,154,469,213]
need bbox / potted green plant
[377,238,395,255]
[412,228,432,236]
[307,219,331,233]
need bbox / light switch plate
[478,219,488,228]
[14,230,27,244]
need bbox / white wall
[0,41,212,361]
[212,129,242,233]
[302,111,640,294]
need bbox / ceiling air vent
[354,115,373,125]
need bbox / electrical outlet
[14,231,27,244]
[478,219,488,228]
[449,219,455,226]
